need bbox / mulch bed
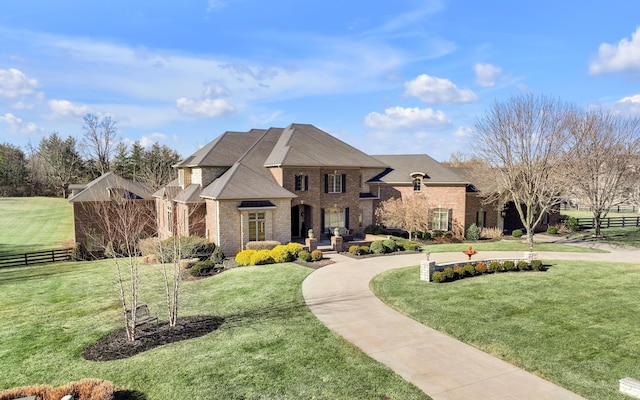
[83,315,224,361]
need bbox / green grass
[570,227,640,248]
[371,261,640,400]
[419,239,606,253]
[0,260,430,400]
[0,197,74,254]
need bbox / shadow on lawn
[220,300,310,330]
[114,390,147,400]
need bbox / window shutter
[320,208,325,233]
[448,209,453,231]
[345,207,350,229]
[324,174,328,193]
[341,174,346,193]
[304,175,308,191]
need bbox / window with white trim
[328,174,343,193]
[324,208,345,231]
[432,208,449,231]
[249,212,266,241]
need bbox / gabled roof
[263,124,388,168]
[201,128,296,200]
[153,178,180,200]
[68,172,153,202]
[174,184,204,203]
[201,162,296,200]
[174,129,265,167]
[371,154,468,185]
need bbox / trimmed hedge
[431,260,544,283]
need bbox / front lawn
[0,260,430,400]
[371,261,640,400]
[419,239,606,253]
[0,197,74,254]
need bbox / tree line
[0,114,181,197]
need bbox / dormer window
[410,172,426,192]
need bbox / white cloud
[590,27,640,74]
[364,106,450,131]
[176,97,236,117]
[0,68,40,98]
[474,63,502,87]
[453,126,473,137]
[611,94,640,115]
[405,74,478,104]
[11,101,34,110]
[48,99,93,118]
[139,132,168,148]
[0,113,40,134]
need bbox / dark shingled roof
[371,155,468,185]
[68,172,154,202]
[174,184,204,203]
[263,124,388,168]
[174,129,266,167]
[201,128,296,200]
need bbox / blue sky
[1,0,640,161]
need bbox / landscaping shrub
[349,245,360,255]
[546,226,558,234]
[475,262,488,274]
[250,250,274,265]
[503,260,517,271]
[442,267,454,280]
[71,242,89,261]
[531,259,543,271]
[235,250,254,266]
[511,229,523,238]
[180,258,200,269]
[382,239,397,253]
[155,236,216,262]
[431,271,445,283]
[310,249,323,261]
[480,227,503,239]
[444,231,454,239]
[517,260,530,270]
[190,259,217,276]
[285,242,304,257]
[453,265,464,279]
[0,379,115,400]
[209,246,225,264]
[138,237,160,256]
[432,231,443,239]
[463,264,475,277]
[466,223,481,241]
[270,244,296,263]
[358,246,370,255]
[370,240,386,254]
[245,240,281,251]
[403,243,420,251]
[488,261,502,273]
[298,250,312,262]
[566,216,579,232]
[421,231,432,240]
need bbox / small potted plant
[308,229,314,238]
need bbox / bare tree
[375,194,433,240]
[82,114,118,176]
[474,94,574,250]
[80,190,156,341]
[566,109,640,237]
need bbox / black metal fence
[0,248,73,269]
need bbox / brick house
[68,172,156,252]
[153,123,493,255]
[71,123,527,255]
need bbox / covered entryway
[291,204,312,238]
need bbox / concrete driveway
[302,245,639,399]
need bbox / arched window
[413,178,421,191]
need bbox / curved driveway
[302,245,639,400]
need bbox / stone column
[420,260,437,281]
[331,236,343,252]
[305,237,318,252]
